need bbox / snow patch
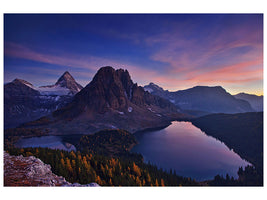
[109,125,117,129]
[117,111,124,115]
[38,85,71,96]
[156,114,162,117]
[147,107,155,113]
[128,107,133,112]
[55,96,60,101]
[129,86,133,100]
[24,82,35,89]
[124,91,128,99]
[144,87,153,93]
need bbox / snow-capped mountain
[4,72,83,128]
[39,71,83,95]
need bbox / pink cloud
[4,42,119,71]
[185,58,262,83]
[146,18,263,76]
[4,41,163,87]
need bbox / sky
[4,14,263,95]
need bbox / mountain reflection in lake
[15,136,76,152]
[132,121,250,181]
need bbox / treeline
[4,127,49,149]
[208,166,262,186]
[78,129,137,157]
[6,147,199,186]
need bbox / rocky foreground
[4,151,99,187]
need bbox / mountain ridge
[234,93,263,112]
[144,82,255,116]
[4,72,82,128]
[27,66,185,134]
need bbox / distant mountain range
[5,66,262,132]
[144,83,256,116]
[4,71,82,128]
[234,93,263,112]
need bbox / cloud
[4,41,163,87]
[4,14,263,95]
[141,17,263,92]
[5,41,116,71]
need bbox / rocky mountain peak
[39,71,83,95]
[91,67,133,88]
[56,71,73,85]
[55,71,83,93]
[5,78,40,96]
[146,82,165,91]
[77,66,134,113]
[12,78,34,88]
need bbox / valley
[4,66,263,186]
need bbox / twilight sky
[4,14,263,95]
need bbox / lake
[131,121,250,181]
[15,135,77,152]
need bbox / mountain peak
[89,66,133,95]
[91,66,132,82]
[12,78,34,88]
[38,71,83,95]
[54,71,83,94]
[187,85,226,93]
[5,78,40,98]
[56,71,76,86]
[144,82,165,93]
[63,71,71,75]
[192,85,224,90]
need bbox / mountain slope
[144,83,255,115]
[30,66,184,134]
[4,72,82,128]
[234,93,263,112]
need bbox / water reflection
[132,121,250,181]
[15,136,76,152]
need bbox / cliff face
[4,152,99,187]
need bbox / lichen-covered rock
[4,152,99,187]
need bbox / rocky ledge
[4,151,99,187]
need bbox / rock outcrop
[4,152,99,187]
